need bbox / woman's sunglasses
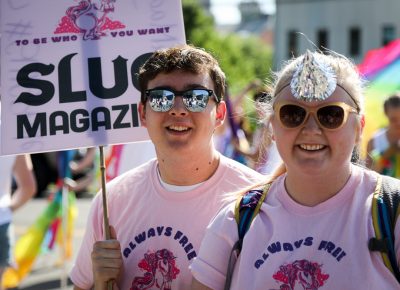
[144,88,220,112]
[274,101,358,130]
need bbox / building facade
[198,0,211,12]
[235,1,274,46]
[274,0,400,67]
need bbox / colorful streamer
[2,150,78,289]
[358,39,400,156]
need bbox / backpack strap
[369,174,400,282]
[234,184,271,247]
[224,183,271,290]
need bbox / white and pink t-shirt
[69,155,263,290]
[191,164,400,289]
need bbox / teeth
[168,125,189,131]
[299,144,325,151]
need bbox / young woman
[190,51,400,289]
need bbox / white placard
[1,0,185,155]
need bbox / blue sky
[210,0,276,25]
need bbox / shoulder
[220,155,264,181]
[110,158,155,184]
[351,163,379,184]
[89,159,157,217]
[350,164,400,196]
[99,159,156,200]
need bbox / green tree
[182,0,273,94]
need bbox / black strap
[224,241,241,290]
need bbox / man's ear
[138,102,147,128]
[215,101,226,126]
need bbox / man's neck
[157,149,220,186]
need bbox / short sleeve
[69,194,104,289]
[190,202,238,290]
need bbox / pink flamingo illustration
[66,0,116,40]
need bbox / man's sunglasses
[274,101,358,130]
[144,88,220,112]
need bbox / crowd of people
[2,44,400,290]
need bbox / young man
[70,45,263,290]
[366,93,400,177]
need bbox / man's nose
[169,96,188,116]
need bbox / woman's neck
[284,164,352,206]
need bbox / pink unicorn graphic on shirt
[272,259,329,290]
[131,249,180,290]
[65,0,116,40]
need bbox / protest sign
[1,0,186,155]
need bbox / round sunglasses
[274,101,359,130]
[144,88,220,112]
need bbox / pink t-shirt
[69,155,263,290]
[191,164,400,290]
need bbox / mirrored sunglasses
[274,101,358,130]
[145,88,219,112]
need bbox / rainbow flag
[358,39,400,156]
[2,151,78,289]
[1,191,77,289]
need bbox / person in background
[66,148,97,197]
[30,152,58,197]
[69,44,263,290]
[0,111,37,290]
[190,50,400,289]
[233,90,282,175]
[366,93,400,177]
[213,80,262,165]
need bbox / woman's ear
[360,114,365,130]
[355,114,365,144]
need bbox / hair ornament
[290,50,337,102]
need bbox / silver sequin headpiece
[290,50,337,102]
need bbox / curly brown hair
[138,44,226,104]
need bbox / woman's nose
[301,113,322,134]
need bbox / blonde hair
[235,51,366,197]
[273,52,365,112]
